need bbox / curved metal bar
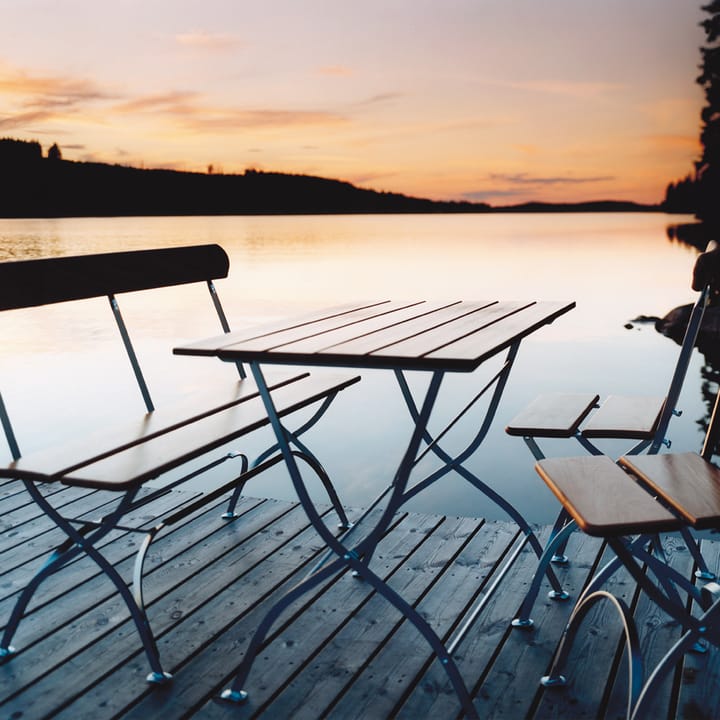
[625,538,704,609]
[3,481,169,681]
[226,392,340,517]
[429,461,564,594]
[2,481,137,651]
[607,538,706,636]
[396,343,520,478]
[133,526,162,611]
[512,521,577,627]
[630,626,707,720]
[243,364,484,714]
[541,590,643,720]
[678,526,715,580]
[290,449,350,529]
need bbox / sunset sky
[0,1,708,205]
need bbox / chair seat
[535,455,681,537]
[506,392,665,441]
[619,453,720,530]
[505,393,599,438]
[582,395,665,439]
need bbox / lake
[0,212,709,523]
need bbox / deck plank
[0,484,718,720]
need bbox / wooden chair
[506,287,714,627]
[534,388,720,719]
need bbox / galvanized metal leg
[222,393,348,526]
[394,354,566,603]
[512,521,576,628]
[227,363,480,718]
[1,481,170,683]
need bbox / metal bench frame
[0,245,357,684]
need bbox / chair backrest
[650,285,710,453]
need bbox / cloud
[0,109,55,130]
[318,65,353,76]
[488,172,615,186]
[461,172,617,203]
[490,79,624,100]
[0,60,119,132]
[115,91,347,132]
[174,31,242,50]
[356,92,404,106]
[0,62,116,107]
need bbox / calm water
[0,213,709,523]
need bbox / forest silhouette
[0,137,656,218]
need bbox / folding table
[175,298,575,718]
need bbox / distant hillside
[0,138,658,217]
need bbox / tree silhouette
[696,0,720,227]
[664,2,720,225]
[47,143,62,161]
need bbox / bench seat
[5,371,359,490]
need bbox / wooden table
[175,298,575,718]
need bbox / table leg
[224,364,481,718]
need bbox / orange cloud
[496,79,624,99]
[174,31,242,50]
[114,91,347,132]
[318,65,353,76]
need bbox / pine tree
[695,0,720,226]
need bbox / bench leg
[2,481,171,683]
[223,394,351,529]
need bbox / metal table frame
[185,300,574,719]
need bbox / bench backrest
[0,244,239,461]
[0,244,229,310]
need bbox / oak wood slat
[16,372,358,490]
[427,301,575,369]
[5,371,306,481]
[535,455,681,536]
[505,393,600,438]
[619,452,720,530]
[365,301,524,362]
[228,300,431,353]
[173,300,394,356]
[581,394,665,439]
[215,300,493,366]
[271,300,463,355]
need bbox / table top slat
[235,300,450,353]
[425,301,575,369]
[175,299,575,372]
[315,300,498,359]
[536,455,681,536]
[174,300,393,356]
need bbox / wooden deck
[2,478,720,719]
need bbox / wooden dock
[1,478,719,719]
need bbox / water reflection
[0,212,710,522]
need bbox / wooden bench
[0,244,360,684]
[534,433,720,717]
